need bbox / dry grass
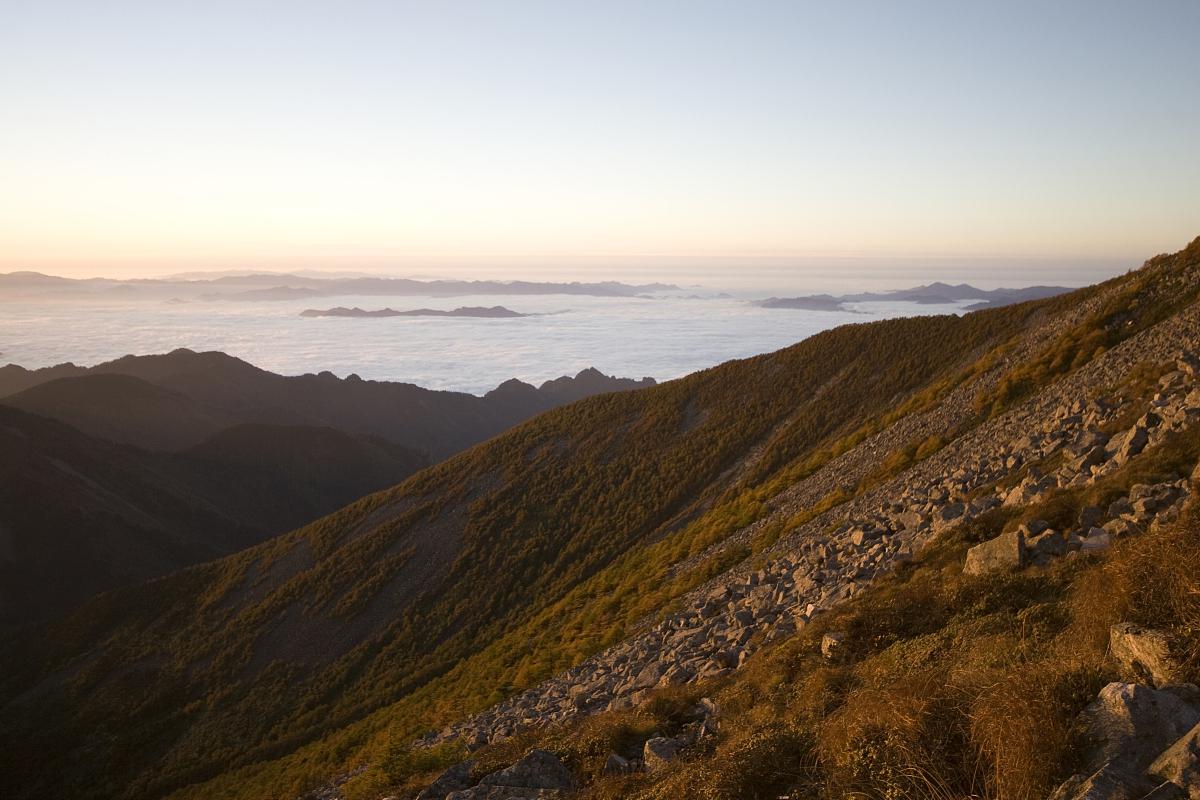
[397,440,1200,800]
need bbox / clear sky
[1,0,1197,280]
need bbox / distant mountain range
[0,270,677,302]
[757,281,1073,312]
[0,349,656,457]
[300,305,529,318]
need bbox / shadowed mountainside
[0,407,427,626]
[0,351,655,457]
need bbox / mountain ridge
[0,350,655,457]
[757,281,1073,312]
[1,238,1198,800]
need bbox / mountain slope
[3,373,237,450]
[0,405,260,624]
[0,351,655,457]
[0,295,1066,799]
[1,238,1197,800]
[0,408,426,625]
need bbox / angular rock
[1113,427,1150,465]
[1019,519,1051,537]
[479,749,573,791]
[643,736,684,771]
[1050,683,1200,800]
[1111,624,1180,689]
[821,631,845,659]
[935,502,965,527]
[1028,529,1069,559]
[1079,530,1112,554]
[1079,505,1106,530]
[447,788,564,800]
[632,662,664,690]
[602,752,634,776]
[1148,721,1200,796]
[963,530,1024,576]
[417,760,475,800]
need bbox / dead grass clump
[1075,500,1200,675]
[639,724,820,800]
[818,672,974,800]
[969,659,1108,800]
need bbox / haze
[1,0,1198,280]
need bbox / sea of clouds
[0,290,983,394]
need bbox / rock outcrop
[1051,683,1200,800]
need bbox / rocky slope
[424,322,1200,752]
[2,238,1199,800]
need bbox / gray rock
[417,760,475,800]
[1079,505,1106,530]
[821,631,845,659]
[446,788,564,800]
[963,530,1024,575]
[643,736,685,771]
[935,502,965,527]
[478,749,573,791]
[631,662,664,690]
[1111,623,1181,688]
[1028,529,1069,558]
[602,752,634,776]
[1050,683,1200,800]
[1019,519,1051,537]
[1114,427,1150,464]
[1148,721,1200,797]
[1080,530,1112,554]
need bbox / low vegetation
[427,427,1200,800]
[1,239,1197,800]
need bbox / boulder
[643,736,685,771]
[1079,530,1112,554]
[478,749,573,791]
[1070,445,1109,473]
[1079,505,1106,530]
[821,631,845,659]
[1113,427,1150,465]
[1049,683,1200,800]
[963,530,1024,576]
[447,788,564,799]
[1019,519,1051,537]
[850,528,878,546]
[1028,529,1069,559]
[416,760,475,800]
[631,663,664,690]
[602,752,635,776]
[1148,721,1200,796]
[935,502,965,528]
[1111,623,1181,689]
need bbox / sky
[1,0,1198,282]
